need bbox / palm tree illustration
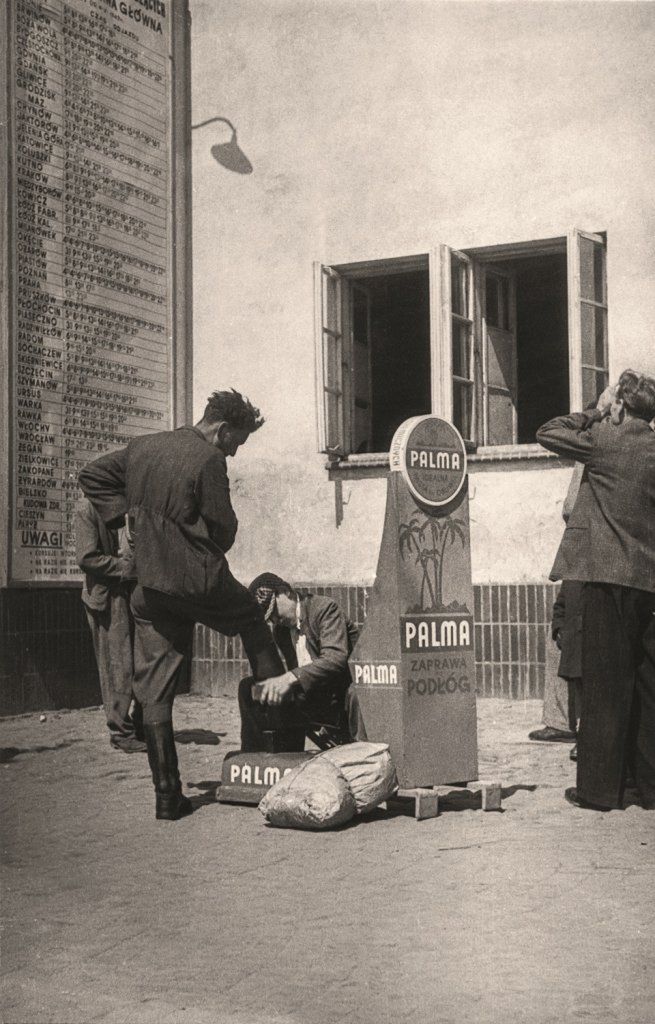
[399,513,467,611]
[399,516,436,609]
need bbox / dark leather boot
[144,722,193,821]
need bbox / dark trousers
[84,595,141,742]
[238,677,367,752]
[579,582,655,808]
[130,584,284,725]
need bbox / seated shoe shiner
[238,573,368,752]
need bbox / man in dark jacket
[76,499,145,753]
[78,390,284,820]
[537,369,655,811]
[238,573,367,752]
[529,465,584,746]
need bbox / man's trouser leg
[240,621,285,680]
[543,672,575,732]
[633,595,655,808]
[578,583,643,808]
[85,596,136,744]
[130,587,193,725]
[130,586,194,820]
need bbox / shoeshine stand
[350,416,501,818]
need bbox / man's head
[611,370,655,425]
[197,389,264,456]
[249,572,297,627]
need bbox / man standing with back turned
[537,370,655,811]
[79,390,284,821]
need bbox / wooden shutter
[567,229,608,410]
[350,283,372,453]
[481,267,517,445]
[430,245,475,441]
[314,263,345,455]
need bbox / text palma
[409,449,461,470]
[404,618,471,651]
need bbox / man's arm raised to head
[536,408,605,463]
[78,447,128,525]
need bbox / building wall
[190,0,655,589]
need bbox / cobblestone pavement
[1,696,654,1024]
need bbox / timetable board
[3,0,190,584]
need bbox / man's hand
[254,672,298,706]
[596,384,617,417]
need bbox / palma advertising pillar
[350,416,478,789]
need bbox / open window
[315,229,608,458]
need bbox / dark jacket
[537,410,655,592]
[75,499,133,611]
[551,579,583,680]
[78,428,238,601]
[273,594,358,698]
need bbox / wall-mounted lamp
[191,116,253,174]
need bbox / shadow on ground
[0,739,84,763]
[174,729,225,745]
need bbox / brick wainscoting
[0,583,558,715]
[191,582,560,701]
[0,588,99,716]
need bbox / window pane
[582,367,608,407]
[581,302,607,368]
[453,381,473,440]
[486,275,500,328]
[324,333,340,390]
[353,288,368,343]
[452,320,472,379]
[450,255,469,318]
[500,277,510,330]
[353,402,371,453]
[487,329,515,390]
[353,333,369,386]
[325,389,342,449]
[487,390,514,445]
[323,272,339,332]
[579,236,605,303]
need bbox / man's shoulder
[130,427,222,464]
[595,417,655,458]
[303,593,350,627]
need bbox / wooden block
[385,795,416,816]
[386,789,439,820]
[414,788,439,820]
[480,781,502,811]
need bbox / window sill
[326,444,566,473]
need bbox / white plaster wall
[189,0,655,586]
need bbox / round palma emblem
[389,416,467,507]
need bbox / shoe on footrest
[528,726,576,743]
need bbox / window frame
[315,229,608,461]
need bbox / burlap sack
[320,742,398,814]
[259,756,356,830]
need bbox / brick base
[191,582,559,701]
[0,582,559,715]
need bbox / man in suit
[537,369,655,811]
[76,499,145,753]
[549,578,583,760]
[78,390,284,821]
[238,573,367,752]
[529,465,584,746]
